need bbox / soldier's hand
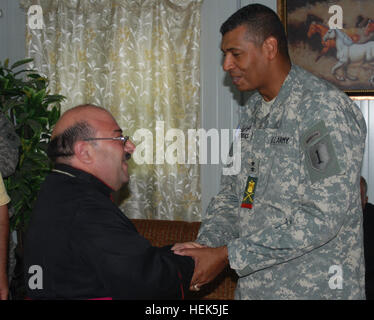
[174,246,229,291]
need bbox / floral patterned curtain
[20,0,202,221]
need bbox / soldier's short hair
[361,176,368,198]
[220,3,290,60]
[47,121,96,162]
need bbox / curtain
[20,0,202,221]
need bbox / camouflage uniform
[197,65,367,299]
[0,111,20,178]
[0,111,20,287]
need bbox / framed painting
[277,0,374,95]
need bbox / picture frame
[277,0,374,96]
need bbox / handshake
[171,242,229,291]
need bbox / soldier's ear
[73,141,94,164]
[263,36,278,60]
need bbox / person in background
[24,104,194,299]
[0,111,20,300]
[0,111,19,178]
[0,173,10,300]
[173,4,367,299]
[361,176,374,300]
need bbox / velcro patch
[301,121,340,184]
[270,136,292,145]
[309,140,330,171]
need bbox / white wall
[357,100,374,202]
[200,0,240,214]
[0,0,26,63]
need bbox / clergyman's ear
[73,141,93,164]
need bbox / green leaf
[1,58,65,232]
[27,119,42,133]
[11,58,34,70]
[14,69,35,77]
[27,73,44,80]
[31,89,47,106]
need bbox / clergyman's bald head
[52,104,111,139]
[48,104,112,163]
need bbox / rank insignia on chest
[241,176,258,209]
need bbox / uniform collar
[274,64,298,106]
[52,163,114,197]
[246,64,299,129]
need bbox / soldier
[0,110,20,300]
[0,111,20,178]
[173,4,367,299]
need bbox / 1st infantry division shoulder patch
[301,121,341,184]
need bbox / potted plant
[0,58,65,298]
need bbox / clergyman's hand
[171,242,205,252]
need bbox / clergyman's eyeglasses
[83,136,129,145]
[83,136,131,160]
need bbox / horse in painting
[323,28,374,81]
[307,22,361,61]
